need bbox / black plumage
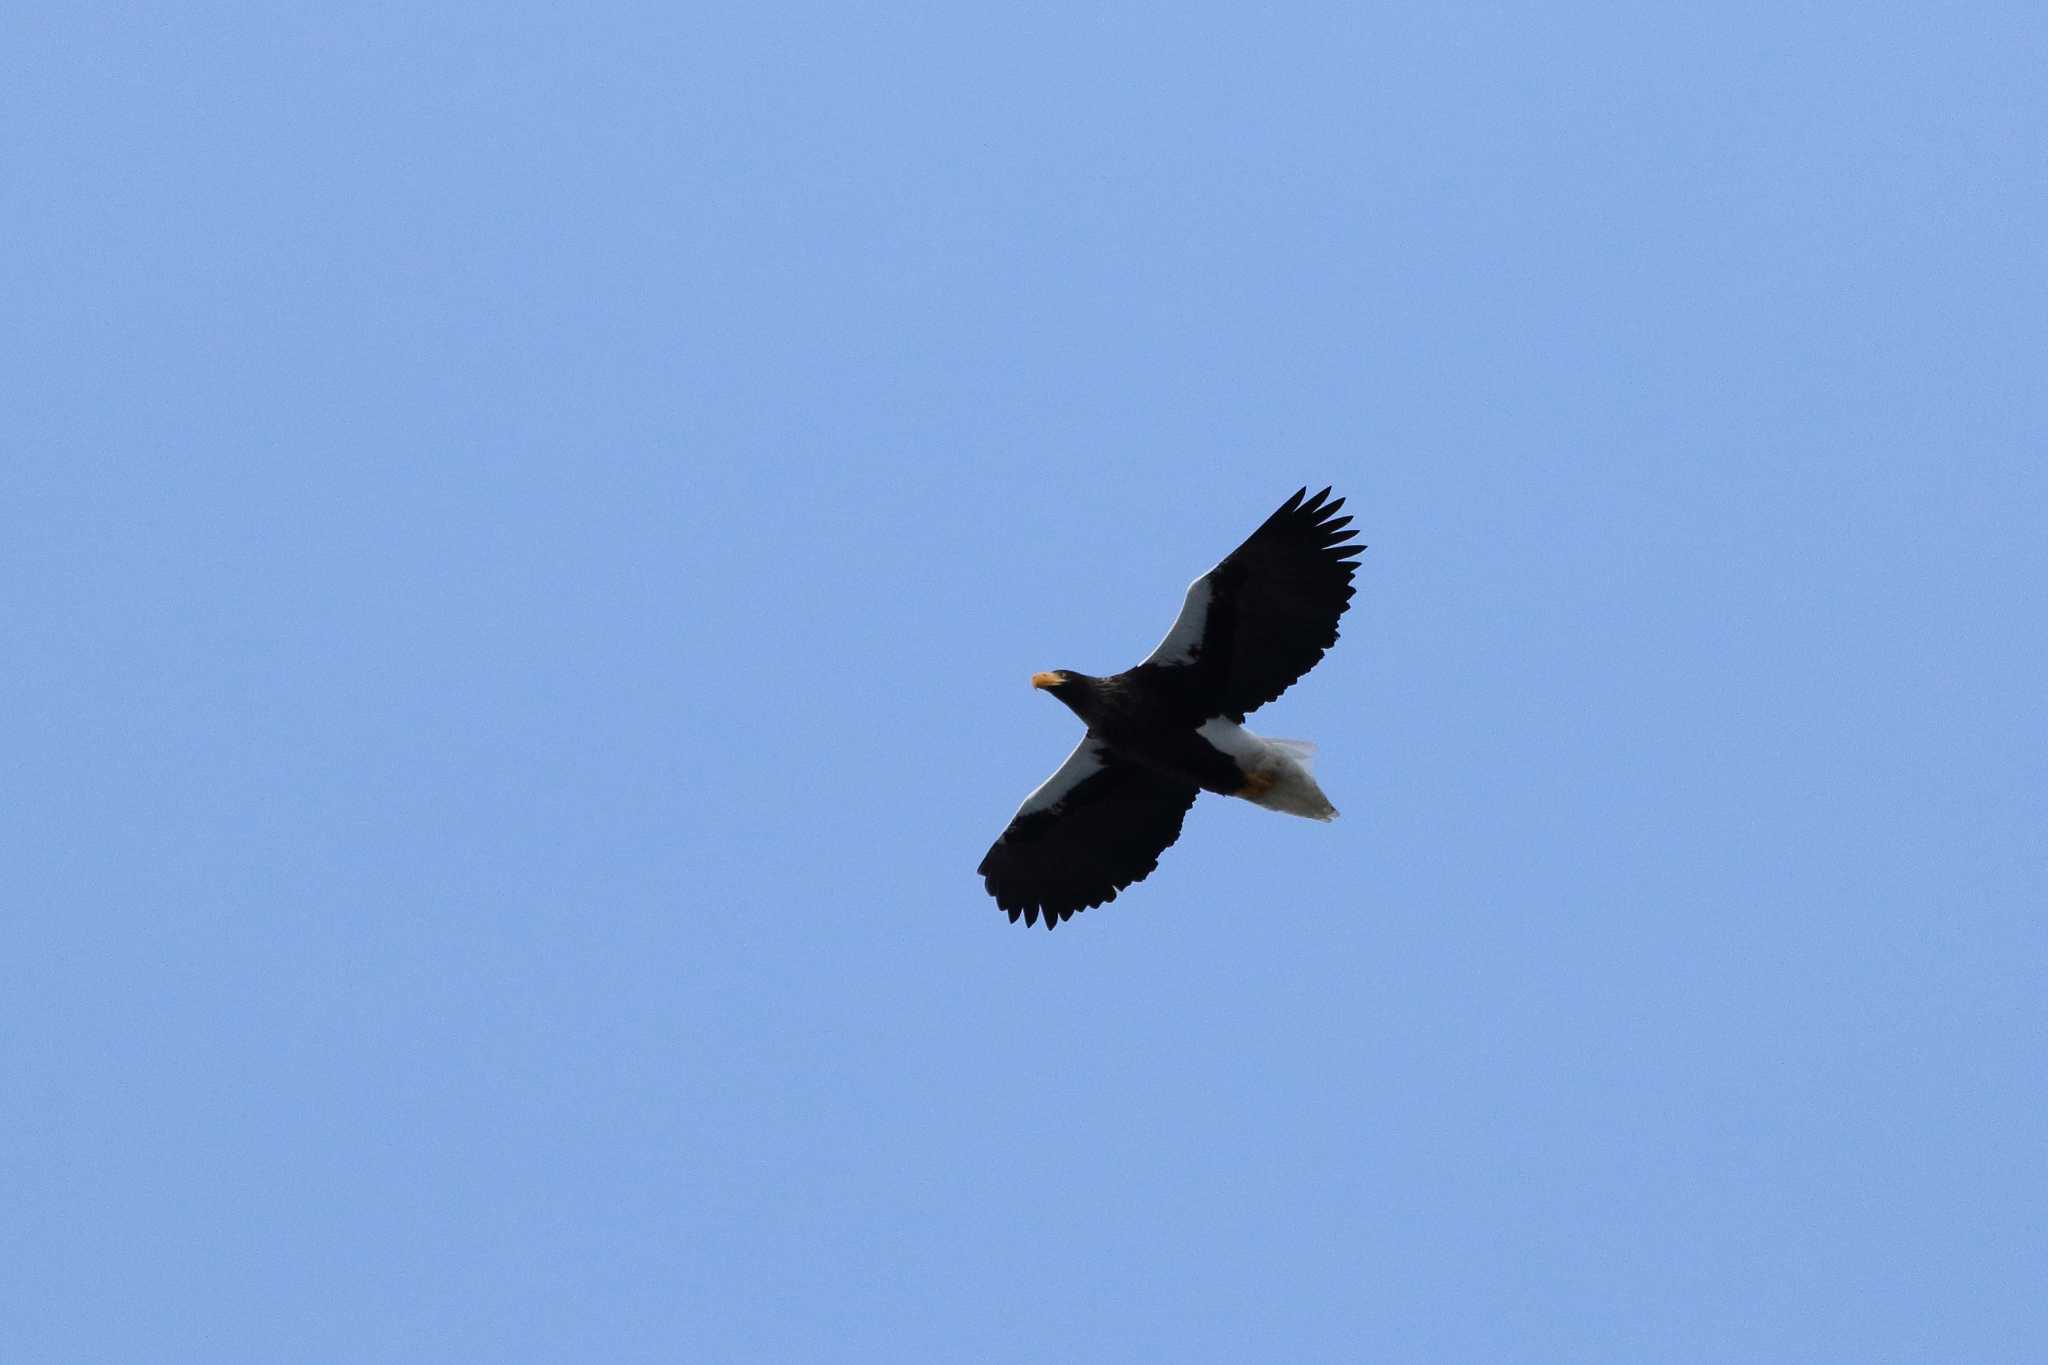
[976,739,1200,930]
[1165,486,1363,721]
[979,487,1363,929]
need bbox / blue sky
[5,3,2044,1360]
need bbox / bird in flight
[979,487,1363,929]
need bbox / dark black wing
[978,736,1201,930]
[1141,486,1362,720]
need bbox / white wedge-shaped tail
[1196,719,1338,821]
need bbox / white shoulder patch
[1143,576,1213,666]
[1014,736,1107,818]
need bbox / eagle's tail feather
[1250,739,1336,821]
[1266,738,1317,769]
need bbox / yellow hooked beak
[1031,671,1063,690]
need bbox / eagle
[979,487,1363,928]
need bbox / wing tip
[987,865,1144,929]
[1275,485,1351,526]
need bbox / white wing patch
[1143,576,1213,666]
[1013,736,1107,818]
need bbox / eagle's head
[1031,670,1102,722]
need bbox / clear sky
[6,3,2044,1361]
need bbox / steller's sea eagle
[979,487,1363,928]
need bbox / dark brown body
[1035,669,1245,795]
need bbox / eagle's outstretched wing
[977,736,1200,930]
[1143,486,1362,720]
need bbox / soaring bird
[979,487,1363,928]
